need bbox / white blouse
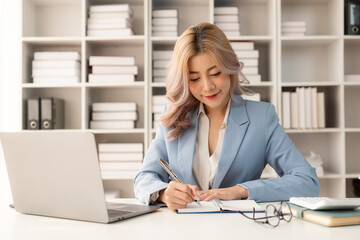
[150,99,231,202]
[192,99,231,190]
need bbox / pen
[213,198,224,211]
[158,158,201,205]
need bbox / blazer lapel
[177,105,199,186]
[212,96,250,189]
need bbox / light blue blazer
[134,95,320,205]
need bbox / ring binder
[27,98,40,130]
[40,98,65,129]
[345,0,360,35]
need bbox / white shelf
[228,36,274,42]
[101,172,138,180]
[344,82,360,86]
[21,129,83,133]
[318,173,343,179]
[344,35,360,40]
[345,173,360,179]
[22,37,82,44]
[85,82,145,88]
[243,82,274,87]
[22,83,82,88]
[88,129,145,134]
[345,128,360,133]
[280,0,342,36]
[281,82,341,87]
[285,128,342,134]
[19,0,357,197]
[151,82,166,88]
[281,36,340,43]
[85,36,146,43]
[151,37,179,43]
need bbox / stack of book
[282,21,306,36]
[87,4,134,37]
[88,56,137,83]
[152,50,173,82]
[289,203,360,227]
[230,41,261,83]
[32,51,81,85]
[214,7,240,37]
[98,143,143,179]
[152,95,169,129]
[152,9,178,37]
[90,102,137,129]
[304,151,324,177]
[281,87,325,129]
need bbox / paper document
[177,200,264,214]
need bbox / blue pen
[256,200,261,203]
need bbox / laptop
[0,131,159,223]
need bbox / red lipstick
[205,93,218,99]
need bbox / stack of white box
[152,50,173,83]
[152,9,178,37]
[89,56,138,83]
[32,51,81,85]
[304,151,324,177]
[98,143,144,179]
[230,41,261,83]
[260,164,279,179]
[282,21,306,36]
[214,7,240,37]
[90,102,137,129]
[152,95,169,129]
[87,4,134,37]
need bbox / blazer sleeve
[239,104,320,201]
[133,113,170,205]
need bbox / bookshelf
[20,0,360,198]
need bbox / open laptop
[0,131,159,223]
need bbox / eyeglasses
[238,201,293,227]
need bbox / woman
[134,22,320,210]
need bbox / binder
[40,98,65,129]
[27,98,40,129]
[345,0,360,35]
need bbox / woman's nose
[202,76,215,91]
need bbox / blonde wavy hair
[161,22,249,140]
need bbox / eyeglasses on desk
[238,201,293,227]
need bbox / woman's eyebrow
[189,65,217,74]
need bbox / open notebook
[177,199,264,214]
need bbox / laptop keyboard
[107,209,133,218]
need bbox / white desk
[0,198,359,240]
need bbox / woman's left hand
[198,185,249,201]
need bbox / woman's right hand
[159,181,199,210]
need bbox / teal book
[289,203,360,227]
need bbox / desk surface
[1,198,359,240]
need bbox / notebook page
[221,200,263,212]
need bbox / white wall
[0,0,21,204]
[0,0,3,129]
[0,0,21,131]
